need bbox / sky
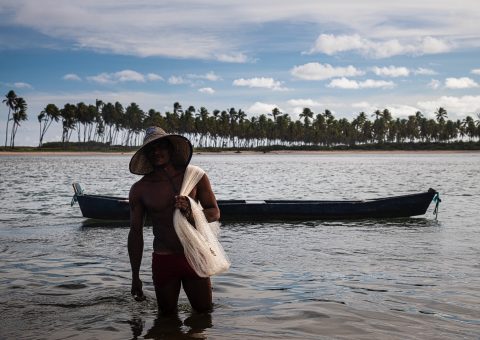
[1,0,480,146]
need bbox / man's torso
[136,171,198,253]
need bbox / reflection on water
[135,312,212,340]
[0,153,479,339]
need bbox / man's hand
[131,277,146,302]
[175,195,192,218]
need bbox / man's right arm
[128,182,146,300]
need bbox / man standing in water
[128,126,220,314]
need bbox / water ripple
[1,153,479,339]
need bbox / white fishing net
[173,165,230,277]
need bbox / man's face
[147,140,171,167]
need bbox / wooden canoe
[71,183,439,221]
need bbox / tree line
[3,90,28,147]
[3,90,480,149]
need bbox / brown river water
[0,153,479,339]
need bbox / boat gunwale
[77,190,436,206]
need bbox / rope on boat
[71,194,77,207]
[70,183,84,207]
[432,192,441,219]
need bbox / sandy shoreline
[1,149,479,156]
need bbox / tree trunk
[4,110,11,147]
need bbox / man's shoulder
[130,176,149,192]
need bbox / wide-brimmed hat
[129,126,193,175]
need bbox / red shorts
[152,252,201,286]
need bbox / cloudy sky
[1,0,480,146]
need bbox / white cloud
[327,77,395,89]
[360,79,396,89]
[168,76,187,85]
[115,70,145,82]
[307,34,365,55]
[445,77,479,89]
[165,72,221,87]
[287,99,322,107]
[291,63,364,81]
[471,69,480,75]
[352,102,421,117]
[372,66,410,77]
[146,73,163,81]
[247,102,279,115]
[168,72,222,86]
[216,53,248,63]
[414,68,437,76]
[307,34,451,58]
[351,101,371,109]
[327,78,360,89]
[4,1,480,61]
[385,104,425,118]
[63,73,81,81]
[205,72,221,81]
[428,79,441,89]
[198,87,215,94]
[287,99,325,116]
[420,36,451,54]
[418,95,480,119]
[188,72,221,81]
[86,70,161,84]
[233,77,287,91]
[13,82,33,89]
[87,73,112,84]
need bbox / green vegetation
[3,90,28,148]
[3,90,480,151]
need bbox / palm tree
[464,116,477,141]
[475,113,480,141]
[60,103,77,143]
[112,102,125,144]
[144,109,164,129]
[372,109,386,143]
[75,102,89,142]
[10,97,27,147]
[435,107,448,124]
[351,112,367,144]
[183,105,196,138]
[123,102,145,146]
[38,103,60,146]
[86,104,99,141]
[406,115,418,142]
[101,102,115,144]
[299,107,313,127]
[269,107,281,123]
[435,107,448,142]
[195,107,210,147]
[3,90,17,147]
[173,102,183,116]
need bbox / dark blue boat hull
[74,189,437,221]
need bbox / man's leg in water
[152,253,183,315]
[182,277,212,313]
[154,280,181,315]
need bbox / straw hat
[129,126,193,175]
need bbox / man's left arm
[196,174,220,222]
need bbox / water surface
[0,152,479,339]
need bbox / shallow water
[0,153,479,339]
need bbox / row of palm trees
[3,90,480,149]
[2,90,28,147]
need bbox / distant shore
[1,149,479,156]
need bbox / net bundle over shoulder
[173,165,230,277]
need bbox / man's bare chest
[141,181,197,213]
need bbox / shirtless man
[128,127,220,315]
